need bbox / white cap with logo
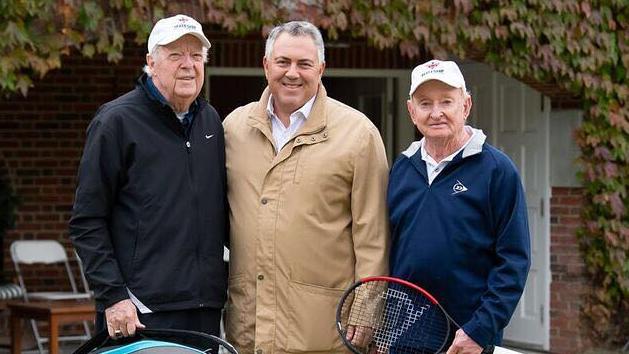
[409,60,467,96]
[147,14,211,55]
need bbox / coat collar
[402,126,487,159]
[401,127,487,179]
[248,84,328,137]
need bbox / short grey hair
[143,44,209,76]
[264,21,325,63]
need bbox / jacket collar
[402,126,487,159]
[401,127,486,179]
[136,73,203,136]
[137,74,200,116]
[248,84,328,137]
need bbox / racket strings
[341,280,450,354]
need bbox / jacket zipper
[184,125,203,306]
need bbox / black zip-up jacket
[69,75,228,312]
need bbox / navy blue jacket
[69,74,228,312]
[387,128,530,347]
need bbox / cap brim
[157,32,211,49]
[409,75,464,96]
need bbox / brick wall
[0,44,145,291]
[550,187,592,353]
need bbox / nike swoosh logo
[205,134,214,139]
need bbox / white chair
[10,240,92,353]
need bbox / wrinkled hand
[446,329,482,354]
[346,325,375,349]
[105,299,145,338]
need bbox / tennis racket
[336,276,494,354]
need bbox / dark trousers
[95,307,222,337]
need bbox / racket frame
[336,276,460,354]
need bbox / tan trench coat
[223,85,389,354]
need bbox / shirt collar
[145,76,199,121]
[420,126,476,165]
[402,125,487,159]
[266,94,316,122]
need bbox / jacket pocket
[283,280,346,352]
[225,274,253,351]
[291,145,307,184]
[129,220,142,283]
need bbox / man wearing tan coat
[223,21,389,354]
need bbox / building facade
[0,30,589,353]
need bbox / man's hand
[346,325,375,348]
[105,299,145,338]
[446,329,483,354]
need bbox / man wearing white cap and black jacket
[69,14,228,339]
[387,60,531,353]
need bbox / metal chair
[10,240,93,353]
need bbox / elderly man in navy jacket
[69,14,228,339]
[387,60,530,354]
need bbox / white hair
[264,21,325,63]
[143,44,209,76]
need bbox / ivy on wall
[1,0,627,345]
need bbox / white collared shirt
[266,95,316,153]
[127,288,152,313]
[421,126,476,185]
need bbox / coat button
[311,136,315,141]
[261,198,267,205]
[258,274,264,281]
[296,138,301,143]
[323,132,328,138]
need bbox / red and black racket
[336,276,494,354]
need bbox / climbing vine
[1,0,627,345]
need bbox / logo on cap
[174,16,196,30]
[409,59,466,96]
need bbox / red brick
[558,196,583,205]
[550,187,590,353]
[560,216,583,225]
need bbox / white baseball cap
[147,14,211,54]
[409,60,467,96]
